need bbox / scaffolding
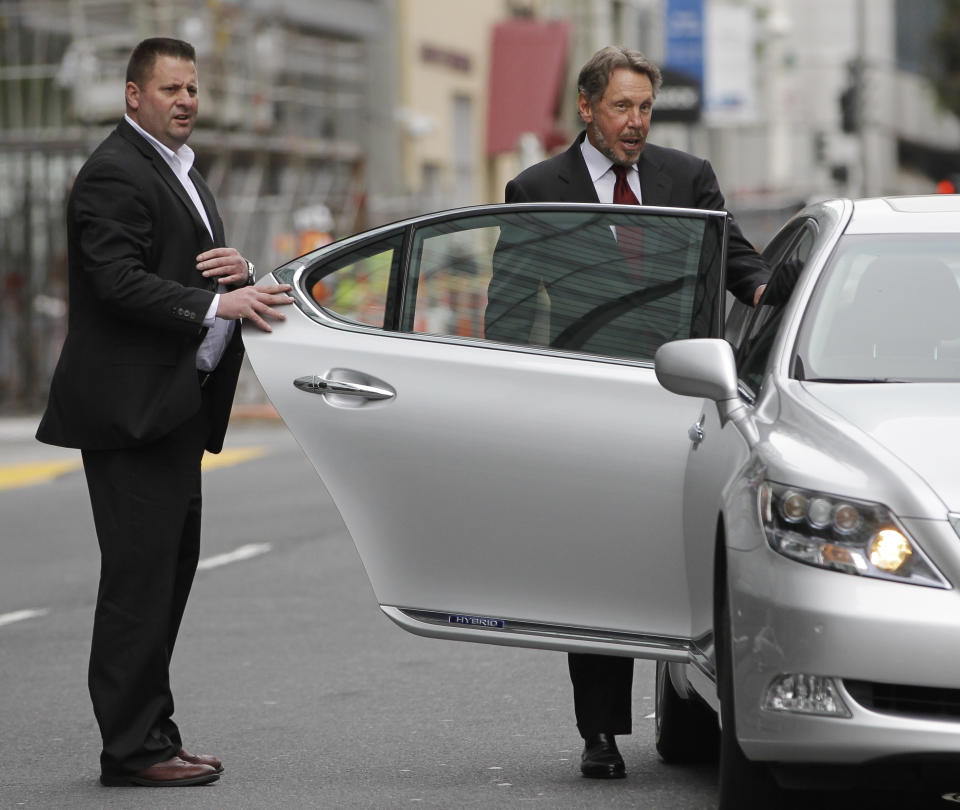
[0,0,384,410]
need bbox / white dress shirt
[580,136,643,204]
[124,115,232,372]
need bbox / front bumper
[729,518,960,764]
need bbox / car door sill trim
[381,606,693,662]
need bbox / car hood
[802,383,960,512]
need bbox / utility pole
[856,0,868,197]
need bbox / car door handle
[293,375,395,401]
[688,415,705,447]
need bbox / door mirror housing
[655,339,739,402]
[655,339,758,446]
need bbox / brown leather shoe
[178,747,224,773]
[100,756,219,787]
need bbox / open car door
[245,204,728,662]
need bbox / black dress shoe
[580,733,626,779]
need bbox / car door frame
[247,202,734,664]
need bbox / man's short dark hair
[577,46,662,105]
[126,37,196,86]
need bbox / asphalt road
[0,418,954,809]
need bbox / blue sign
[665,0,704,92]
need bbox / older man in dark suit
[36,37,292,787]
[487,46,769,779]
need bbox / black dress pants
[568,652,634,737]
[81,397,211,777]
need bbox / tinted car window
[726,218,814,349]
[796,234,960,382]
[737,222,816,393]
[298,209,726,364]
[410,210,725,362]
[304,234,404,328]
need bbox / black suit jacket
[502,132,769,303]
[37,119,244,452]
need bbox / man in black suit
[487,46,769,779]
[36,38,292,787]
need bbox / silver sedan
[246,195,960,808]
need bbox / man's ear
[577,91,594,124]
[125,81,140,111]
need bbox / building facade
[0,0,393,410]
[2,0,958,411]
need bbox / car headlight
[759,481,949,588]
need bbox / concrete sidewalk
[0,416,42,443]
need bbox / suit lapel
[117,120,218,249]
[160,160,216,248]
[191,169,225,246]
[637,144,673,205]
[559,132,600,203]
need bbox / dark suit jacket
[498,131,769,301]
[37,119,244,452]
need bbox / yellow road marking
[0,446,268,491]
[0,459,82,491]
[201,446,267,470]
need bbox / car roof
[845,194,960,234]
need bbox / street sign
[655,68,702,124]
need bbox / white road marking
[1,545,271,630]
[0,608,50,627]
[196,542,272,571]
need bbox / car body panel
[766,381,951,521]
[248,195,960,781]
[245,204,731,658]
[843,195,960,234]
[730,528,960,763]
[804,383,960,513]
[666,196,960,772]
[248,303,700,648]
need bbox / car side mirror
[654,338,739,401]
[654,338,758,447]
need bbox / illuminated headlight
[759,482,948,588]
[762,674,851,717]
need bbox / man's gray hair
[577,46,663,105]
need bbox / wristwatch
[245,259,256,285]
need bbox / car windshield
[796,234,960,382]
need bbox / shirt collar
[124,114,195,172]
[580,133,639,182]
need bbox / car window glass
[404,209,725,363]
[797,234,960,382]
[724,298,752,347]
[737,222,816,393]
[761,219,806,264]
[405,225,495,338]
[302,234,404,328]
[725,218,812,349]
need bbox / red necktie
[612,165,643,277]
[613,165,639,205]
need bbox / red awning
[486,18,571,156]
